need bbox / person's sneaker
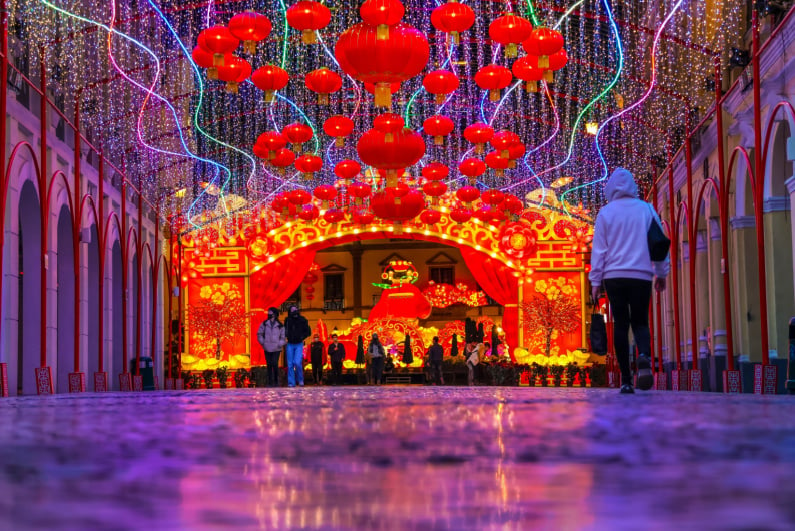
[620,383,635,394]
[636,354,653,390]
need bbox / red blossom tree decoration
[521,279,580,357]
[188,283,250,360]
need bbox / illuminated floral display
[522,277,581,357]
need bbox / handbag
[647,204,671,261]
[589,306,608,356]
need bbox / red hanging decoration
[215,55,251,93]
[281,123,313,153]
[191,46,217,79]
[522,28,565,69]
[268,148,296,174]
[347,181,372,204]
[286,1,332,44]
[324,115,355,147]
[335,160,362,182]
[228,12,272,54]
[420,209,442,225]
[463,123,495,154]
[200,26,239,66]
[481,189,505,206]
[360,0,405,40]
[458,158,486,184]
[373,113,405,143]
[357,127,425,187]
[512,55,544,93]
[456,185,480,206]
[314,184,338,209]
[431,2,476,44]
[288,189,312,205]
[254,131,287,160]
[422,162,449,181]
[423,115,454,145]
[475,64,513,102]
[305,68,342,105]
[485,150,510,177]
[295,154,323,180]
[251,65,289,102]
[450,207,473,224]
[488,14,533,58]
[422,70,459,104]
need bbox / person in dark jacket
[310,334,324,385]
[368,333,386,385]
[257,307,286,387]
[328,333,346,385]
[284,306,311,387]
[427,336,444,385]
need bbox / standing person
[368,333,386,385]
[589,168,670,394]
[328,333,346,385]
[465,341,483,386]
[284,306,311,388]
[257,307,286,387]
[310,334,325,385]
[427,336,444,385]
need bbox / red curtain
[249,249,316,364]
[460,247,519,352]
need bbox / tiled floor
[1,387,794,530]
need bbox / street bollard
[787,318,795,394]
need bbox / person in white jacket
[589,168,670,394]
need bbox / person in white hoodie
[589,168,670,394]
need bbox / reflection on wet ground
[1,387,794,530]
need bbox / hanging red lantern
[386,182,410,205]
[347,181,372,204]
[485,150,510,177]
[473,206,495,224]
[255,131,287,160]
[354,212,375,226]
[450,207,472,224]
[335,22,429,108]
[512,55,544,93]
[305,68,342,105]
[545,48,568,83]
[475,64,513,102]
[286,1,331,44]
[422,162,449,182]
[420,209,442,225]
[364,81,401,98]
[500,194,524,217]
[323,115,355,147]
[357,127,425,187]
[314,184,338,209]
[506,142,526,168]
[488,14,533,58]
[522,28,564,69]
[228,12,272,54]
[370,189,424,222]
[323,209,345,226]
[422,70,459,104]
[295,154,323,180]
[458,158,486,185]
[360,0,405,40]
[251,65,289,102]
[423,115,454,145]
[463,123,495,154]
[431,2,476,44]
[481,189,505,206]
[335,160,362,183]
[288,189,312,205]
[422,181,447,204]
[281,123,314,153]
[456,185,480,206]
[200,26,240,66]
[490,130,521,158]
[373,113,405,143]
[298,204,320,223]
[268,148,296,174]
[215,55,251,93]
[191,46,218,79]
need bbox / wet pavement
[0,387,794,530]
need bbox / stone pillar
[730,216,761,363]
[763,195,794,376]
[351,242,363,316]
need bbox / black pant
[265,351,281,387]
[331,360,343,385]
[604,278,652,386]
[429,360,443,384]
[371,357,385,384]
[311,356,323,384]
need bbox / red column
[72,95,81,375]
[0,0,7,356]
[135,192,142,374]
[667,159,682,371]
[39,46,48,368]
[97,153,105,374]
[684,114,699,375]
[121,180,128,375]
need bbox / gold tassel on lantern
[435,94,445,104]
[377,24,389,40]
[496,169,504,177]
[303,172,312,180]
[385,170,398,188]
[508,160,517,169]
[374,83,392,108]
[539,55,549,69]
[213,53,225,66]
[265,90,275,103]
[505,43,518,58]
[394,221,403,234]
[243,40,256,54]
[525,81,538,93]
[451,31,460,45]
[544,70,554,83]
[489,89,501,102]
[501,149,509,158]
[434,136,444,146]
[475,143,484,154]
[208,67,218,80]
[385,133,394,143]
[302,29,317,44]
[318,93,329,105]
[226,81,239,94]
[335,137,345,148]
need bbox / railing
[280,300,300,313]
[324,298,345,311]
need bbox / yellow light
[585,122,599,135]
[424,230,430,236]
[301,241,308,247]
[174,188,186,198]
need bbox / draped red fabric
[460,247,519,352]
[249,249,316,364]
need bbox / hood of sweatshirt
[604,168,638,202]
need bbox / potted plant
[202,369,215,389]
[234,368,249,388]
[216,366,229,388]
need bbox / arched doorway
[129,251,139,372]
[86,224,100,385]
[111,240,123,390]
[17,180,41,395]
[56,205,75,393]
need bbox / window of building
[430,266,454,285]
[280,286,301,313]
[324,273,344,300]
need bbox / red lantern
[450,207,472,224]
[295,154,323,180]
[364,81,401,97]
[288,189,312,205]
[305,68,342,105]
[228,12,272,54]
[481,189,505,206]
[463,123,495,154]
[420,209,442,225]
[422,162,449,182]
[370,189,424,222]
[422,70,459,104]
[314,184,338,208]
[200,26,239,66]
[354,212,375,225]
[335,160,362,182]
[191,46,217,79]
[347,181,372,204]
[373,113,405,143]
[458,158,486,184]
[512,55,544,93]
[357,127,425,186]
[485,150,510,176]
[456,185,480,206]
[431,2,476,44]
[475,64,513,102]
[286,1,331,44]
[423,115,454,145]
[488,14,533,58]
[473,206,495,224]
[335,22,429,108]
[323,209,345,226]
[215,55,251,93]
[499,194,524,217]
[251,65,289,102]
[360,0,405,40]
[506,142,526,168]
[268,148,296,174]
[255,131,287,159]
[422,181,447,204]
[386,181,410,204]
[522,28,564,69]
[490,130,521,158]
[281,123,313,153]
[545,49,568,83]
[324,115,355,147]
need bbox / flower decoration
[498,222,538,260]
